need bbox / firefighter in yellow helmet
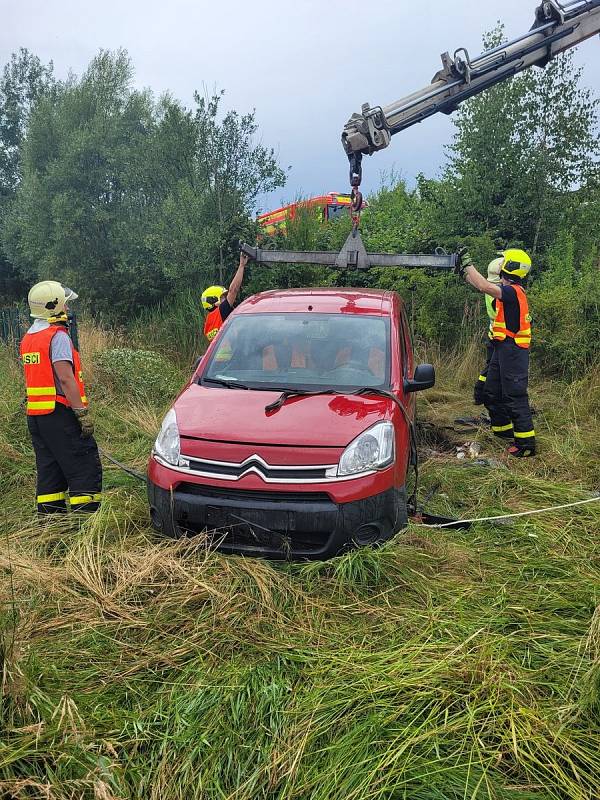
[20,281,103,514]
[456,248,536,457]
[201,251,249,342]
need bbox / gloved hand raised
[454,247,474,276]
[74,406,94,438]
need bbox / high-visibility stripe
[27,386,57,396]
[80,395,88,403]
[37,492,66,503]
[492,285,531,349]
[478,375,487,383]
[69,493,102,505]
[27,401,56,411]
[492,423,514,432]
[514,430,535,439]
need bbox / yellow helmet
[201,285,227,311]
[500,249,532,280]
[28,281,78,319]
[487,257,503,284]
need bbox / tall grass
[129,290,205,370]
[1,330,599,799]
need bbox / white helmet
[487,257,503,284]
[28,281,78,319]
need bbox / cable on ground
[419,495,600,528]
[99,448,146,481]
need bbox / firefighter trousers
[473,339,494,405]
[483,340,536,452]
[27,404,103,513]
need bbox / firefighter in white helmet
[20,281,102,514]
[473,256,503,406]
[201,251,249,342]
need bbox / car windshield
[202,313,391,391]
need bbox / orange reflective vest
[204,306,224,342]
[491,285,531,349]
[20,325,88,415]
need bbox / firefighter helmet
[28,281,79,319]
[500,249,532,280]
[487,257,503,284]
[201,285,227,311]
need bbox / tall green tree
[193,90,287,282]
[3,51,287,316]
[437,27,599,254]
[0,49,55,300]
[3,50,167,316]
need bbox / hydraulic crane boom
[342,0,600,190]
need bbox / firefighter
[201,251,249,342]
[473,256,503,406]
[456,248,536,458]
[20,281,102,514]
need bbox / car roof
[237,288,401,316]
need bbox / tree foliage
[0,49,55,299]
[0,38,598,375]
[436,27,599,255]
[1,51,286,317]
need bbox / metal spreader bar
[241,231,457,272]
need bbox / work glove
[454,247,474,276]
[74,407,94,438]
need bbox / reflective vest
[485,295,496,340]
[20,325,88,415]
[491,285,531,349]
[204,306,224,342]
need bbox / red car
[147,289,435,559]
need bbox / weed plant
[0,330,599,799]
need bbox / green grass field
[1,329,599,800]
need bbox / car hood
[174,383,394,447]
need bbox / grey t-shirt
[27,319,73,397]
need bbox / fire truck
[257,193,355,235]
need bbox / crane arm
[342,0,600,186]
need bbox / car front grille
[188,458,329,481]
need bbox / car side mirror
[404,363,435,393]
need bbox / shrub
[530,274,600,378]
[530,231,600,378]
[93,347,185,402]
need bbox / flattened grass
[1,336,599,799]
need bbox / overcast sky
[3,0,599,212]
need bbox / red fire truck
[257,193,355,235]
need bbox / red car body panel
[175,386,395,447]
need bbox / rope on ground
[419,495,600,528]
[99,448,146,481]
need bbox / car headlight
[153,409,187,467]
[327,421,395,478]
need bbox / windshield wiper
[265,386,408,415]
[265,388,338,412]
[201,377,253,390]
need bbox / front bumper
[147,479,406,560]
